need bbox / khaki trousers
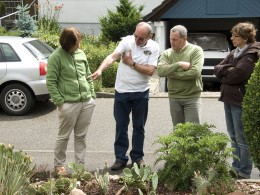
[54,99,96,167]
[169,97,201,126]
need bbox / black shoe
[111,161,127,171]
[132,160,145,168]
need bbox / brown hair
[231,22,257,43]
[59,27,82,52]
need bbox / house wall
[38,0,164,35]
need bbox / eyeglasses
[134,34,147,42]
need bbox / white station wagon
[0,36,54,116]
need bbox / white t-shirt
[115,35,160,93]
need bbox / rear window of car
[188,33,229,52]
[23,40,54,60]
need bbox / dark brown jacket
[214,42,260,107]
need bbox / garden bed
[30,170,260,194]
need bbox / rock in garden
[69,188,86,195]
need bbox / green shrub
[101,62,118,88]
[0,144,35,194]
[154,122,234,193]
[82,42,117,89]
[0,27,21,36]
[242,59,260,170]
[35,32,60,49]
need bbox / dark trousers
[113,89,149,163]
[224,103,252,178]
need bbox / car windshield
[23,40,54,60]
[188,33,229,51]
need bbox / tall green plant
[82,41,117,89]
[99,0,144,42]
[0,144,35,195]
[154,122,234,192]
[242,59,260,170]
[37,0,63,34]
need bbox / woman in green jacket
[47,27,96,175]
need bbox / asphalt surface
[0,93,259,179]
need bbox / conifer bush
[242,59,260,170]
[15,4,37,37]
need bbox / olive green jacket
[158,44,204,99]
[47,47,95,107]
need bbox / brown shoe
[111,161,127,171]
[55,166,68,176]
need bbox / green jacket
[157,44,204,99]
[46,47,95,107]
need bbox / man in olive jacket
[158,25,204,126]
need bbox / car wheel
[0,84,35,116]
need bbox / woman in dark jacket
[214,22,260,179]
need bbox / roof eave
[143,0,179,21]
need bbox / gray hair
[136,22,153,35]
[170,25,188,38]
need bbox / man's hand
[88,69,102,80]
[122,51,134,67]
[179,61,191,71]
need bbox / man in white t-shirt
[91,22,160,171]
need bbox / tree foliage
[99,0,144,42]
[242,59,260,170]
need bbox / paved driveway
[0,96,259,179]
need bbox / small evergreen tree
[15,4,37,37]
[242,59,260,170]
[99,0,144,42]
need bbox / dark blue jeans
[224,103,253,178]
[113,89,149,163]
